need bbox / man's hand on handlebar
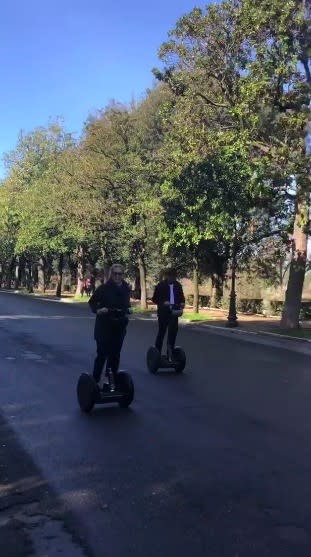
[97,307,132,315]
[97,307,109,315]
[163,301,184,309]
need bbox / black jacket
[152,280,185,313]
[89,279,131,338]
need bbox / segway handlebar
[168,304,183,317]
[105,307,132,320]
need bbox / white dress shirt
[169,284,175,305]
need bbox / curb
[257,329,311,344]
[0,289,88,305]
[187,321,311,345]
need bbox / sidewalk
[184,307,311,334]
[0,413,91,557]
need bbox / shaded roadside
[0,412,92,557]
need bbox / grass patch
[71,295,90,302]
[131,305,154,314]
[269,327,311,340]
[183,312,213,321]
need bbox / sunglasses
[113,271,123,276]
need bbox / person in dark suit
[152,268,185,359]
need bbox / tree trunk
[100,247,111,283]
[103,263,110,283]
[45,256,53,290]
[37,257,46,293]
[75,245,85,296]
[5,257,15,289]
[26,261,34,293]
[138,253,147,310]
[130,268,141,300]
[56,254,64,298]
[193,256,199,313]
[19,258,26,288]
[281,197,308,329]
[210,273,223,308]
[14,257,20,290]
[279,258,283,287]
[32,265,38,289]
[227,238,239,327]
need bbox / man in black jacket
[152,268,185,358]
[88,264,131,383]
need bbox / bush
[200,295,210,307]
[269,300,284,315]
[238,298,263,314]
[186,294,211,308]
[262,299,311,320]
[220,296,230,310]
[300,301,311,320]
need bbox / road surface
[0,291,310,556]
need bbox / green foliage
[161,144,256,250]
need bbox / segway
[147,305,186,374]
[77,309,134,413]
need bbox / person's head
[163,268,177,284]
[110,263,124,286]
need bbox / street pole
[226,236,239,328]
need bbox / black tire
[173,347,186,373]
[77,373,97,413]
[146,346,161,374]
[117,372,134,408]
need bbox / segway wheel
[147,346,161,374]
[173,347,186,373]
[77,373,97,413]
[117,372,134,409]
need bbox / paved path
[0,291,310,556]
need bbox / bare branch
[301,57,311,85]
[195,92,228,108]
[248,229,284,244]
[285,191,296,200]
[251,141,271,154]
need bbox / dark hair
[164,267,177,278]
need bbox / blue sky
[0,0,207,175]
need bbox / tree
[160,144,259,312]
[3,122,107,296]
[0,188,19,288]
[157,0,310,327]
[236,0,310,328]
[84,88,170,308]
[2,122,74,292]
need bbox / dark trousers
[93,325,127,382]
[155,313,178,354]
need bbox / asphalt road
[0,291,311,556]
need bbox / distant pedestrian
[85,277,91,296]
